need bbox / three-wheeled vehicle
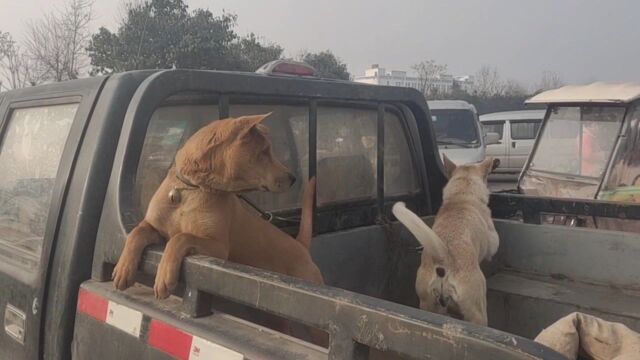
[516,82,640,230]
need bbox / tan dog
[112,113,323,302]
[392,155,499,325]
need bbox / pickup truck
[0,68,637,360]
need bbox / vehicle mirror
[485,132,500,145]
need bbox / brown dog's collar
[169,172,201,204]
[175,172,199,189]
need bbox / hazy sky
[3,0,640,87]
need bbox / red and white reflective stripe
[77,288,109,321]
[149,319,243,360]
[106,301,143,337]
[77,288,143,337]
[77,288,244,359]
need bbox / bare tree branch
[412,59,448,96]
[537,70,564,91]
[0,32,44,90]
[473,65,505,97]
[23,0,93,83]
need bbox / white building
[354,64,473,95]
[454,75,475,93]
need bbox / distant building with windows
[453,75,475,93]
[354,64,474,95]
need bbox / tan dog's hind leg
[113,220,164,290]
[154,233,229,299]
[456,270,489,326]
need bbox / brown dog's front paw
[153,264,178,299]
[112,259,137,291]
[153,281,171,299]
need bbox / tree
[537,70,563,91]
[473,65,504,97]
[24,0,93,82]
[0,32,43,90]
[87,0,238,74]
[229,33,283,72]
[299,50,350,80]
[411,59,448,96]
[503,78,528,96]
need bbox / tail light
[256,60,317,77]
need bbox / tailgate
[73,280,326,360]
[79,250,564,360]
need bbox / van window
[0,103,77,275]
[430,109,480,146]
[511,120,541,140]
[481,121,504,139]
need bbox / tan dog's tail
[392,202,447,260]
[296,177,316,250]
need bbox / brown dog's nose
[288,173,297,186]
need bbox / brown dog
[112,113,323,302]
[392,155,500,325]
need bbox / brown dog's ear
[241,112,272,128]
[442,154,457,178]
[238,112,272,140]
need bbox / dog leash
[236,194,302,224]
[173,171,298,224]
[236,194,274,222]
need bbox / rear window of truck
[133,96,419,220]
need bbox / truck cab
[0,70,636,359]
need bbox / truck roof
[480,109,546,122]
[526,82,640,104]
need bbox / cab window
[0,103,77,276]
[134,99,419,217]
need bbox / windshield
[528,106,624,178]
[430,109,480,147]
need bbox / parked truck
[0,66,637,360]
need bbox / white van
[479,110,545,173]
[428,100,494,165]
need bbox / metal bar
[219,95,229,119]
[309,100,318,179]
[595,105,630,200]
[328,332,368,360]
[491,193,640,221]
[137,250,562,360]
[377,104,385,218]
[309,100,318,234]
